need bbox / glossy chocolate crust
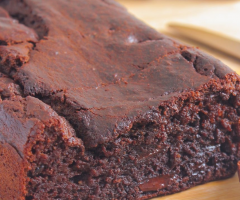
[0,0,239,199]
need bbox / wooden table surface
[116,1,240,199]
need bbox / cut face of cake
[0,0,239,199]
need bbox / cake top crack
[0,0,235,148]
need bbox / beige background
[117,1,240,199]
[117,0,240,74]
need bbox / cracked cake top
[0,0,234,148]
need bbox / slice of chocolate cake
[0,0,239,199]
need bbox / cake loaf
[0,0,240,199]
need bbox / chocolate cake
[0,0,239,199]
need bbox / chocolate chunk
[139,175,174,192]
